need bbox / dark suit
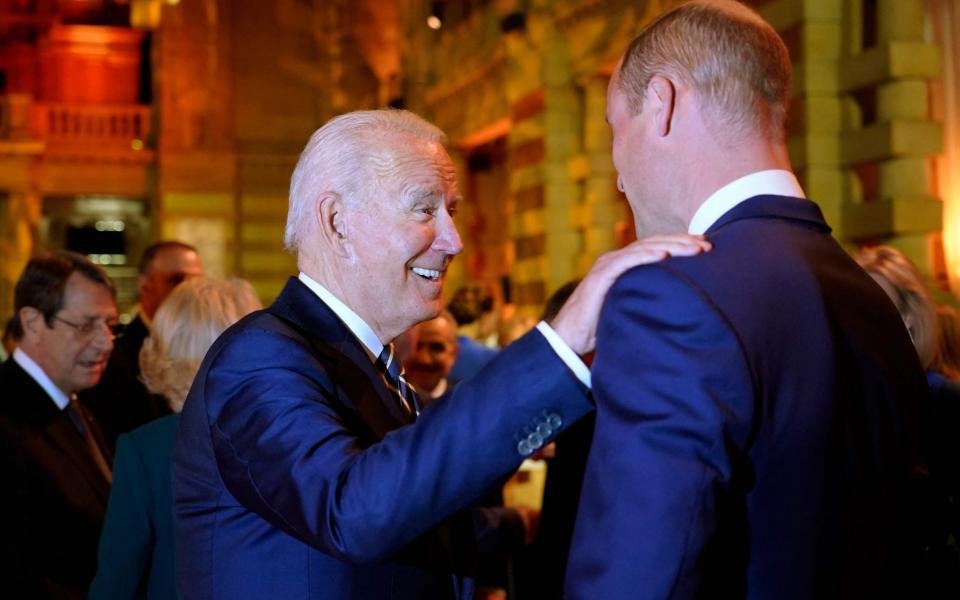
[90,414,179,600]
[173,277,589,600]
[79,315,171,451]
[566,195,924,599]
[0,358,113,599]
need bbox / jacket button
[529,432,544,450]
[536,422,552,438]
[546,413,562,430]
[517,439,533,456]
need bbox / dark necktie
[65,394,113,484]
[375,343,420,418]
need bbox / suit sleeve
[204,327,591,563]
[89,433,153,599]
[565,264,755,600]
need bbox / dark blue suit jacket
[173,277,589,600]
[566,195,924,599]
[90,414,178,600]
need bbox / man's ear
[647,75,677,137]
[18,306,42,340]
[315,192,350,256]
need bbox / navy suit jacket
[173,277,589,600]
[90,414,178,600]
[566,195,924,599]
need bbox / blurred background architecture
[0,0,958,321]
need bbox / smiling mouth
[411,267,443,281]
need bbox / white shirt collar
[298,272,383,360]
[688,170,805,235]
[423,378,449,400]
[13,347,70,410]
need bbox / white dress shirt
[688,170,805,235]
[13,347,70,409]
[297,273,591,387]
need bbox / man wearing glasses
[0,250,117,598]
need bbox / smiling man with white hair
[172,109,709,600]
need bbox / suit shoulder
[609,260,713,308]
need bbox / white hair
[139,277,261,412]
[284,109,447,256]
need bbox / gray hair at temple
[617,0,791,141]
[284,109,448,257]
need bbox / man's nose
[435,212,463,255]
[90,324,114,352]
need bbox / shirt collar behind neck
[13,347,70,410]
[298,272,383,360]
[688,169,805,235]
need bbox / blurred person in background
[89,277,260,600]
[81,240,203,451]
[856,245,960,596]
[446,285,498,385]
[399,310,531,600]
[402,310,460,406]
[514,280,590,600]
[0,251,117,598]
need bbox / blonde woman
[89,278,260,600]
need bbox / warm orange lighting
[131,138,144,150]
[427,15,441,30]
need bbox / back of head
[447,285,493,327]
[541,280,582,322]
[139,240,198,275]
[285,109,447,258]
[618,0,791,141]
[855,246,938,369]
[13,251,115,339]
[140,277,261,412]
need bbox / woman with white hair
[89,277,261,599]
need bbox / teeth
[411,267,441,281]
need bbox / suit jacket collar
[269,277,415,428]
[706,194,831,236]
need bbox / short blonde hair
[855,246,938,369]
[618,0,791,141]
[139,277,261,412]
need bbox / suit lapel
[269,277,414,438]
[39,412,112,502]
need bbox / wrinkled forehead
[367,135,460,199]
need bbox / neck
[680,137,791,228]
[301,261,397,344]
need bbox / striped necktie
[375,343,420,418]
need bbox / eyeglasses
[52,315,121,340]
